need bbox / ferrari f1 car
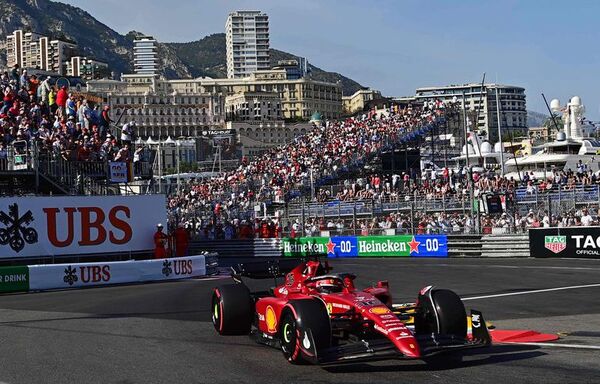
[211,259,491,365]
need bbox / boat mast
[496,86,505,176]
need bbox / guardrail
[0,253,218,293]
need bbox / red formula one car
[211,259,491,365]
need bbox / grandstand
[1,65,598,238]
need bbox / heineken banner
[282,235,448,258]
[529,227,600,258]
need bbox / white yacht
[451,134,514,174]
[504,96,600,180]
[503,134,600,180]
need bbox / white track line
[461,283,600,301]
[423,264,600,271]
[498,342,600,350]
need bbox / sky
[64,0,600,119]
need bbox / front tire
[415,288,467,338]
[280,299,331,364]
[211,284,253,335]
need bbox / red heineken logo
[544,236,566,254]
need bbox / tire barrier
[0,253,218,293]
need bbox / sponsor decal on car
[381,319,403,324]
[302,332,311,349]
[374,324,388,335]
[369,306,391,315]
[265,306,277,333]
[286,273,294,286]
[544,236,566,254]
[326,303,333,314]
[332,303,351,310]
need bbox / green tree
[543,114,563,132]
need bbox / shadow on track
[324,345,546,373]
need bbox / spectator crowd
[167,102,446,231]
[166,98,599,239]
[1,63,596,239]
[0,64,139,167]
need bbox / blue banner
[283,235,448,258]
[326,236,359,258]
[412,235,449,257]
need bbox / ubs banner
[0,195,166,258]
[282,235,448,258]
[529,227,600,258]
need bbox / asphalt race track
[0,258,599,384]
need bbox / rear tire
[280,299,331,364]
[415,288,467,338]
[212,284,253,335]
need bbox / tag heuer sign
[544,236,566,254]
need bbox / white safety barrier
[28,255,207,291]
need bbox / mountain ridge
[0,0,364,95]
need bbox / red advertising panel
[0,195,166,258]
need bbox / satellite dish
[480,141,492,154]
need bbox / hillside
[527,110,548,127]
[162,34,364,95]
[0,0,364,94]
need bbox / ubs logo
[0,203,39,252]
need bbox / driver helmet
[315,278,342,293]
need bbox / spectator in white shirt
[581,209,594,226]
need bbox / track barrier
[0,253,217,293]
[529,227,600,259]
[282,235,448,258]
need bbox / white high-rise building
[397,83,527,142]
[133,36,158,75]
[225,10,270,79]
[6,29,77,74]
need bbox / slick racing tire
[212,284,253,335]
[415,288,467,338]
[280,299,331,364]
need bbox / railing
[0,143,153,195]
[285,196,472,219]
[514,184,600,205]
[0,144,31,172]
